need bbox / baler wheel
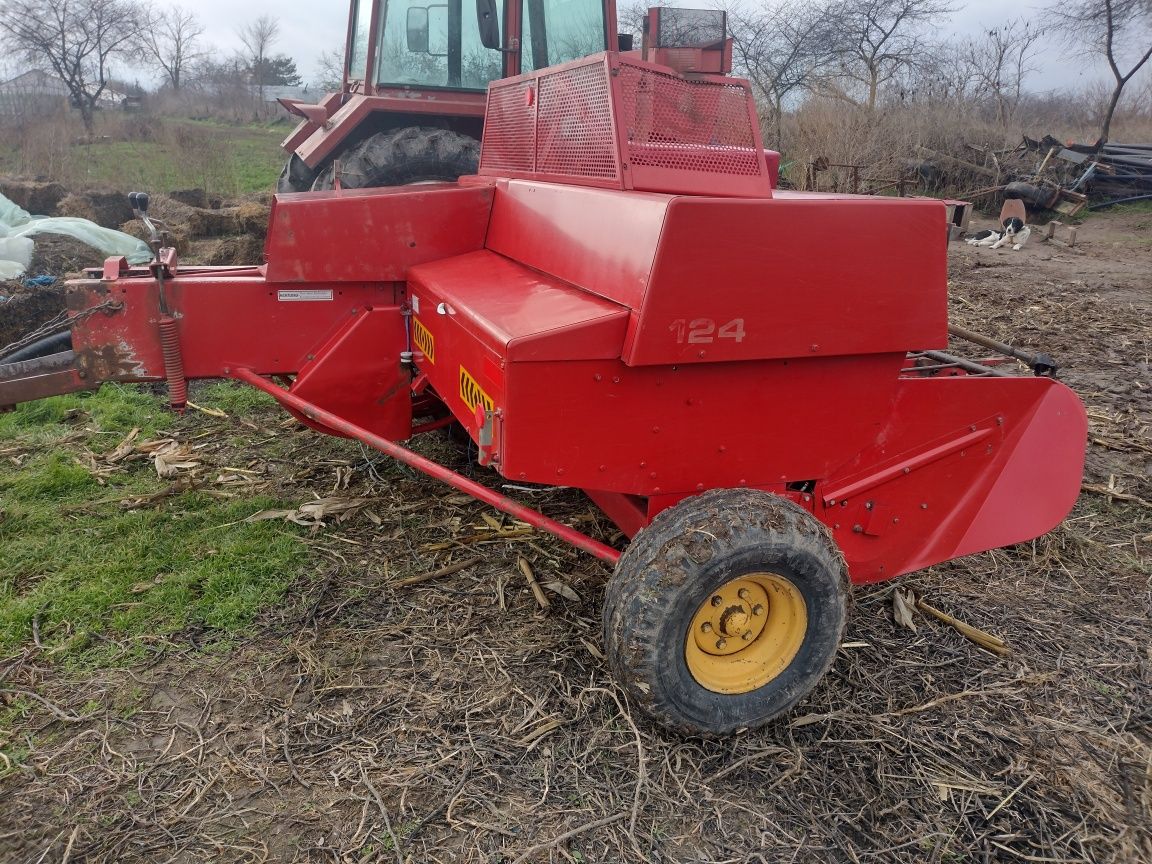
[309,127,480,191]
[602,489,847,736]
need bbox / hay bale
[203,235,264,266]
[185,207,240,237]
[127,196,270,240]
[234,202,270,239]
[168,188,209,208]
[117,219,190,255]
[0,179,68,216]
[149,196,233,238]
[56,191,134,228]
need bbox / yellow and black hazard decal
[412,316,435,364]
[459,365,495,414]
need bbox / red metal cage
[479,52,772,197]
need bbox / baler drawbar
[0,45,1086,735]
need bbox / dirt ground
[0,208,1149,863]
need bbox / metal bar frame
[233,367,622,564]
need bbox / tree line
[1,0,1149,143]
[0,0,302,132]
[623,0,1151,145]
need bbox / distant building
[0,69,69,119]
[0,69,137,120]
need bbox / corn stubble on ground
[0,209,1150,863]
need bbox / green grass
[0,385,166,442]
[193,380,277,415]
[0,116,285,198]
[0,385,305,664]
[72,123,284,196]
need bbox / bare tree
[238,15,281,104]
[141,6,206,92]
[616,0,667,44]
[727,0,840,147]
[1051,0,1152,143]
[828,0,954,110]
[314,48,345,92]
[0,0,148,133]
[894,39,981,115]
[963,21,1044,126]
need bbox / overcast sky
[135,0,1130,94]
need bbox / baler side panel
[66,278,400,381]
[288,305,412,442]
[624,194,949,366]
[265,184,495,283]
[406,250,634,450]
[499,354,907,493]
[484,180,668,310]
[408,250,630,361]
[820,375,1087,583]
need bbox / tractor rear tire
[276,154,318,193]
[310,127,480,191]
[602,489,848,736]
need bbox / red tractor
[0,11,1086,736]
[277,0,627,191]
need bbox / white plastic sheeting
[0,191,151,279]
[0,237,34,279]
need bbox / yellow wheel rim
[684,572,808,694]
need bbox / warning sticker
[459,366,494,414]
[277,289,334,302]
[412,317,435,364]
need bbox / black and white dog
[991,216,1031,250]
[965,217,1031,250]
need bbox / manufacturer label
[277,289,334,302]
[459,365,494,414]
[412,317,435,364]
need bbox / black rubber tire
[277,153,318,193]
[310,127,480,191]
[602,488,848,736]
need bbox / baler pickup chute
[0,26,1088,737]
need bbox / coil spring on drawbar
[158,315,187,410]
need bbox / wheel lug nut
[710,595,722,607]
[738,588,750,600]
[701,622,713,633]
[752,604,764,616]
[715,639,726,650]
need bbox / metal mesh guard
[479,54,767,194]
[480,80,536,173]
[618,64,762,177]
[535,61,618,179]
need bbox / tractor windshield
[520,0,606,72]
[377,0,502,90]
